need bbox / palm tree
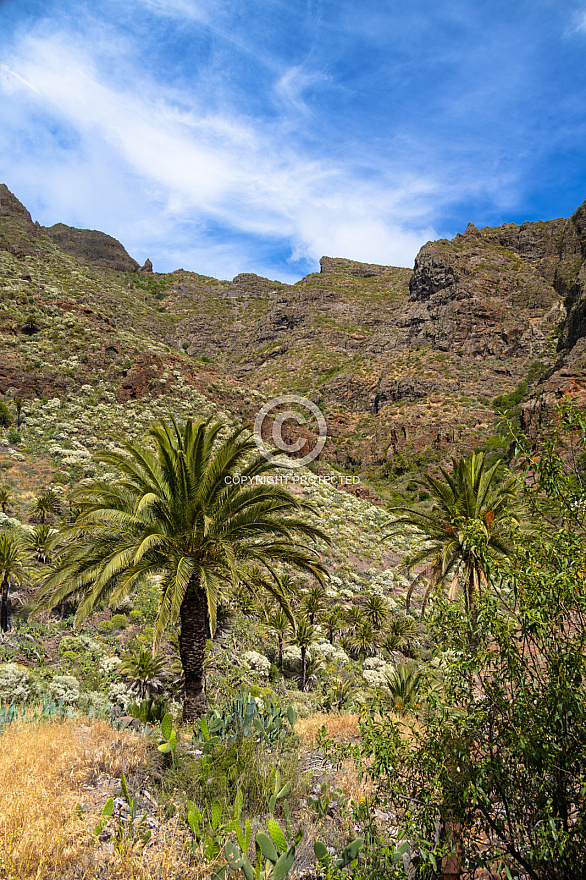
[33,417,329,720]
[264,607,292,669]
[382,614,422,657]
[299,583,327,625]
[0,532,29,632]
[30,489,61,524]
[383,661,424,715]
[364,594,390,629]
[0,485,12,514]
[349,618,378,658]
[26,524,57,564]
[385,451,522,628]
[322,604,345,644]
[120,646,166,699]
[291,618,319,691]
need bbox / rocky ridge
[0,183,585,495]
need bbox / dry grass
[296,712,361,745]
[0,717,148,880]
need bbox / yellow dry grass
[0,717,147,880]
[296,712,361,744]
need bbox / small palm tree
[349,618,378,658]
[386,451,523,627]
[291,618,319,691]
[299,583,327,625]
[364,594,390,629]
[322,604,345,644]
[264,608,292,669]
[0,532,29,632]
[383,661,424,715]
[26,524,57,564]
[30,489,61,524]
[344,604,363,630]
[382,614,422,657]
[34,417,329,720]
[120,646,166,699]
[0,485,12,514]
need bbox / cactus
[224,819,303,880]
[94,773,151,853]
[313,837,363,876]
[158,712,178,765]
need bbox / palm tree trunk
[1,574,9,632]
[300,645,307,691]
[180,586,209,722]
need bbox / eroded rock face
[0,183,40,257]
[43,223,139,272]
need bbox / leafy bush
[0,663,33,703]
[0,402,12,428]
[110,613,128,630]
[49,675,80,704]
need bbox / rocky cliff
[1,182,585,496]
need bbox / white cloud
[1,27,438,277]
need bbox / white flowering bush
[0,663,33,703]
[49,675,80,704]
[242,650,271,678]
[362,657,396,688]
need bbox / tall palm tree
[386,451,522,628]
[0,532,29,632]
[33,417,329,720]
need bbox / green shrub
[98,619,115,633]
[0,402,12,428]
[110,613,128,630]
[129,609,142,623]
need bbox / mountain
[1,183,585,505]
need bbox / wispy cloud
[1,0,585,279]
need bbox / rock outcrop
[42,223,139,272]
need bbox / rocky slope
[1,183,585,497]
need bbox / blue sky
[1,0,586,281]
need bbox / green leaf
[273,846,296,880]
[244,817,252,850]
[267,818,287,852]
[256,831,278,863]
[225,841,243,868]
[120,774,131,805]
[287,706,296,727]
[161,713,173,740]
[277,781,292,800]
[211,800,222,831]
[313,841,328,861]
[234,788,243,821]
[336,837,362,868]
[169,729,177,750]
[101,797,114,819]
[199,716,209,741]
